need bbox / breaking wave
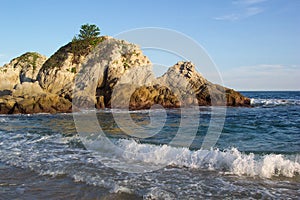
[112,139,300,178]
[0,130,299,182]
[251,98,300,107]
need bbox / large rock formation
[0,37,250,114]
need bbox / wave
[1,130,299,179]
[91,139,300,178]
[1,132,299,199]
[250,98,300,107]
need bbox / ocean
[0,91,299,199]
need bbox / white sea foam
[112,139,300,178]
[0,118,7,122]
[251,98,300,107]
[144,187,176,200]
[110,185,134,194]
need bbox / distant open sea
[0,91,299,199]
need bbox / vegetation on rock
[41,23,104,69]
[41,43,72,70]
[13,52,41,71]
[71,23,103,64]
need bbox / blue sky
[0,0,299,90]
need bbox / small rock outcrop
[159,61,250,106]
[159,61,207,106]
[0,52,72,114]
[0,52,47,90]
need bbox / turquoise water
[0,91,299,199]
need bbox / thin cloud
[246,7,264,16]
[214,0,267,21]
[214,14,241,21]
[221,64,300,90]
[246,7,264,17]
[233,0,267,5]
[214,9,263,21]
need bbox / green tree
[78,23,100,40]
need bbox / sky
[0,0,299,90]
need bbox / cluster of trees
[71,23,102,64]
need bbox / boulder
[225,88,251,106]
[129,85,180,109]
[0,94,72,114]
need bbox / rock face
[37,36,109,100]
[37,42,84,100]
[0,37,250,114]
[73,38,153,109]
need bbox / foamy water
[251,98,300,107]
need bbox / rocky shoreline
[0,37,250,114]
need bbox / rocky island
[0,26,250,114]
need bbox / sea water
[0,91,299,199]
